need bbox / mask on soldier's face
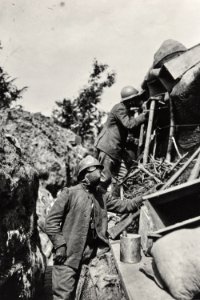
[85,168,101,186]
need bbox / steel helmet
[78,155,103,179]
[121,86,143,102]
[153,39,187,68]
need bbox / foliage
[0,43,27,109]
[52,59,116,138]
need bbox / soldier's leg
[98,151,114,189]
[52,263,79,300]
[98,151,119,189]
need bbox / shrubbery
[53,59,116,139]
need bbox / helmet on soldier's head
[153,39,187,68]
[120,86,144,102]
[78,155,103,179]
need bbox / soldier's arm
[105,192,143,214]
[114,105,146,129]
[45,188,70,250]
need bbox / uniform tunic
[95,102,146,161]
[45,183,139,269]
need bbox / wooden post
[139,164,162,184]
[188,152,200,181]
[137,124,145,157]
[167,152,188,176]
[120,185,124,200]
[152,130,157,159]
[166,96,175,162]
[161,146,200,190]
[172,137,182,158]
[143,99,156,165]
[120,185,127,237]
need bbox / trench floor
[110,240,174,300]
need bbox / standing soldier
[45,155,143,300]
[95,86,147,189]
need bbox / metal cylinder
[120,233,141,263]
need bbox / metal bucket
[120,233,141,263]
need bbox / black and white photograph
[0,1,200,299]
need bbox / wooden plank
[143,178,200,205]
[139,164,162,183]
[143,99,156,165]
[165,97,175,162]
[171,62,200,97]
[110,241,174,300]
[161,146,200,190]
[137,124,145,157]
[149,216,200,238]
[145,200,165,229]
[108,211,140,240]
[166,152,188,176]
[162,43,200,80]
[139,205,158,251]
[188,152,200,181]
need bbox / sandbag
[151,227,200,300]
[171,62,200,98]
[171,62,200,125]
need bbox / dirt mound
[0,107,83,196]
[0,129,45,299]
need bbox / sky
[0,0,200,116]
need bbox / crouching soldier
[95,85,147,190]
[45,155,142,300]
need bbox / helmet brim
[121,89,145,102]
[78,164,103,179]
[87,165,104,172]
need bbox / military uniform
[45,183,140,299]
[95,101,146,188]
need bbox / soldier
[95,86,147,190]
[45,155,143,300]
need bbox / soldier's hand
[54,245,67,264]
[134,196,144,209]
[142,109,149,120]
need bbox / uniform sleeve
[114,105,146,129]
[105,192,142,213]
[45,188,70,250]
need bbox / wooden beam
[188,152,200,181]
[171,62,200,98]
[149,215,200,237]
[108,211,140,240]
[139,164,162,184]
[110,241,174,300]
[165,96,175,162]
[137,124,145,157]
[161,146,200,190]
[143,99,156,165]
[143,178,200,205]
[166,152,188,176]
[162,43,200,80]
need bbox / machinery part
[153,39,187,68]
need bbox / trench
[36,251,127,300]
